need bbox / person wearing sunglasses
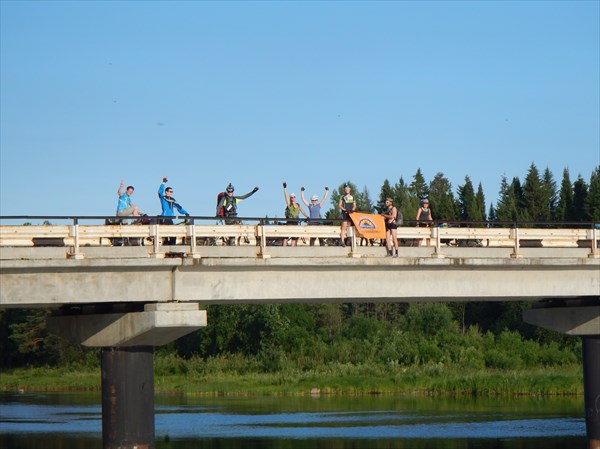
[282,182,308,246]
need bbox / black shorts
[386,222,397,231]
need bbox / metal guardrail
[0,216,598,259]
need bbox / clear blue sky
[1,0,598,221]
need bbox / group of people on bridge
[115,178,433,251]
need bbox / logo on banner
[357,216,376,229]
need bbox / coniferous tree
[456,175,476,221]
[409,169,429,203]
[475,183,486,223]
[573,175,590,222]
[376,179,395,214]
[488,203,497,223]
[428,172,456,222]
[587,166,600,221]
[541,167,558,221]
[393,177,412,223]
[522,163,546,222]
[407,169,429,223]
[557,168,575,222]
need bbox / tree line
[325,163,600,224]
[0,163,597,372]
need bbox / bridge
[1,217,599,449]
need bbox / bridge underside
[1,254,598,308]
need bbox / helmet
[311,195,319,201]
[226,183,235,193]
[421,198,429,205]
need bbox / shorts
[385,222,397,231]
[117,206,136,217]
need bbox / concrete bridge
[1,219,599,448]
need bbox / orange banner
[349,212,386,240]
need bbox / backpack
[395,208,404,226]
[216,192,226,217]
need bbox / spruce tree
[428,172,456,222]
[587,166,600,221]
[376,179,395,214]
[457,176,476,221]
[523,163,547,222]
[475,183,486,223]
[557,168,575,222]
[573,175,590,222]
[541,167,558,221]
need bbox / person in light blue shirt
[116,180,140,218]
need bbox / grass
[0,362,583,397]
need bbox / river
[0,392,587,448]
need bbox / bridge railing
[0,216,598,258]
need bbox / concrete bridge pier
[47,302,207,449]
[523,299,600,449]
[102,346,154,449]
[583,336,600,449]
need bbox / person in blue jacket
[158,177,189,243]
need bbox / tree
[475,183,486,222]
[587,166,600,221]
[393,177,412,223]
[428,172,456,222]
[541,167,558,221]
[376,179,395,214]
[573,175,590,222]
[409,168,429,202]
[522,163,548,222]
[456,176,484,222]
[557,168,575,222]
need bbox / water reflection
[0,393,586,449]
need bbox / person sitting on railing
[300,185,329,246]
[158,177,189,244]
[116,180,140,222]
[282,182,308,247]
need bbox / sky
[1,0,599,222]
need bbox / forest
[0,163,598,393]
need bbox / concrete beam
[2,255,599,307]
[47,303,207,347]
[523,305,600,336]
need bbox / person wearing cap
[300,185,329,246]
[382,197,399,257]
[338,183,356,247]
[416,198,433,246]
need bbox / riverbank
[0,363,583,397]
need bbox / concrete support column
[101,346,155,449]
[583,336,600,449]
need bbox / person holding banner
[382,197,399,257]
[338,183,356,247]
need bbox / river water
[0,392,587,448]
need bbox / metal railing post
[258,218,270,258]
[590,225,598,259]
[151,221,163,258]
[68,217,84,259]
[188,217,200,259]
[511,223,522,258]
